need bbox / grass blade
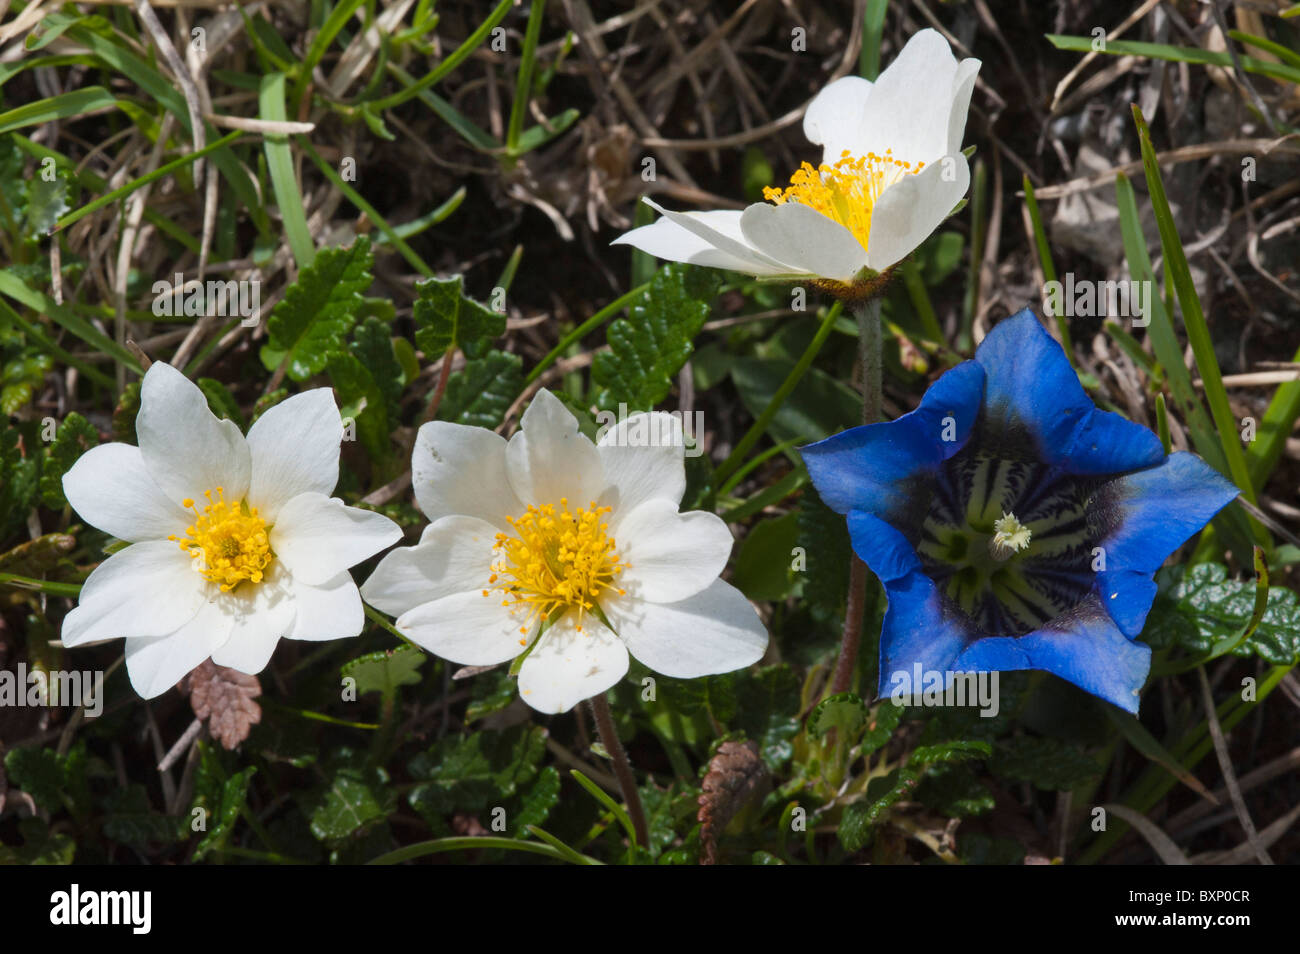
[260,73,315,268]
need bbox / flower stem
[588,692,650,849]
[830,297,882,696]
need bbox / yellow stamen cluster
[763,149,924,251]
[484,498,626,642]
[169,487,273,591]
[989,511,1032,562]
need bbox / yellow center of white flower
[169,487,273,591]
[763,149,924,251]
[485,498,626,642]
[988,511,1032,562]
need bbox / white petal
[613,206,793,276]
[607,579,768,679]
[505,389,604,507]
[124,600,232,699]
[597,412,686,522]
[855,29,960,164]
[62,443,191,542]
[804,75,875,164]
[290,571,365,641]
[359,515,497,618]
[135,362,250,505]
[865,152,970,271]
[395,589,529,667]
[246,388,342,521]
[60,541,206,647]
[210,569,296,673]
[270,492,402,585]
[614,498,734,603]
[517,615,628,714]
[739,201,868,282]
[411,422,522,530]
[947,58,982,156]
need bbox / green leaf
[3,742,89,821]
[341,644,426,699]
[730,357,858,443]
[512,765,561,837]
[0,818,75,864]
[351,317,403,420]
[1145,563,1300,664]
[23,172,68,238]
[797,491,853,622]
[407,725,546,828]
[38,412,98,509]
[191,743,256,860]
[0,424,39,541]
[102,785,185,847]
[325,351,391,466]
[839,740,991,852]
[260,236,373,382]
[197,378,246,430]
[438,350,523,429]
[591,264,720,412]
[734,665,801,770]
[412,274,504,358]
[916,763,994,818]
[306,752,395,843]
[807,692,868,738]
[731,511,800,602]
[990,736,1101,791]
[111,381,141,442]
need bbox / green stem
[714,301,842,485]
[525,284,647,385]
[0,573,82,598]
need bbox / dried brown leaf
[698,739,768,865]
[184,660,262,750]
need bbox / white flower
[61,363,402,698]
[360,390,769,713]
[611,29,980,290]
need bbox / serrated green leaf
[191,743,256,860]
[735,665,800,769]
[0,425,39,542]
[438,350,522,429]
[412,274,504,358]
[3,742,89,821]
[807,692,867,738]
[261,236,373,381]
[102,785,184,846]
[407,726,545,828]
[512,765,561,837]
[197,378,246,430]
[351,316,403,420]
[0,818,75,864]
[325,351,391,466]
[24,172,68,237]
[1146,563,1300,664]
[306,754,394,843]
[591,264,718,411]
[38,412,98,509]
[341,644,426,699]
[990,736,1100,791]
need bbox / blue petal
[848,512,977,700]
[801,360,984,523]
[975,310,1164,474]
[1094,570,1158,637]
[955,594,1151,713]
[1096,451,1241,575]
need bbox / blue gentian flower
[801,309,1239,713]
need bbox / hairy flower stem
[830,297,882,696]
[589,692,650,849]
